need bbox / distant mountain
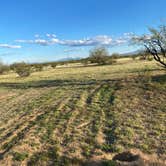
[120,50,143,56]
[57,57,82,62]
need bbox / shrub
[0,62,10,74]
[11,62,31,77]
[89,47,110,65]
[139,55,146,60]
[132,56,136,60]
[50,63,57,68]
[111,53,120,59]
[147,56,153,61]
[34,64,43,71]
[81,58,89,66]
[107,57,117,65]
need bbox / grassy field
[0,58,165,165]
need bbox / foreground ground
[0,58,165,165]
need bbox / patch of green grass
[102,160,116,166]
[12,151,29,161]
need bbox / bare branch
[132,25,166,68]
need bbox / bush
[111,53,120,59]
[147,56,153,61]
[11,62,31,77]
[132,56,137,60]
[34,64,43,72]
[50,63,57,68]
[81,58,89,66]
[107,57,117,65]
[0,62,10,74]
[139,55,146,60]
[89,47,110,65]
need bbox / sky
[0,0,166,64]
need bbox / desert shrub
[34,64,43,71]
[89,47,110,65]
[107,57,117,65]
[59,62,65,66]
[50,63,57,68]
[111,53,120,59]
[139,55,146,60]
[81,58,89,66]
[139,53,153,61]
[0,62,10,74]
[132,56,137,60]
[11,62,31,77]
[147,56,153,61]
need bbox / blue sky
[0,0,166,64]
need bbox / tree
[89,47,109,65]
[11,62,31,77]
[132,25,166,68]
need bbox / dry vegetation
[0,58,165,166]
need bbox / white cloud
[50,38,60,44]
[16,33,133,47]
[15,39,33,43]
[46,34,57,38]
[114,39,127,44]
[60,35,113,46]
[34,34,40,38]
[0,44,21,49]
[123,32,135,39]
[34,39,50,46]
[15,39,50,46]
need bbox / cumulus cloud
[123,32,134,37]
[114,39,127,44]
[50,38,60,44]
[59,35,113,47]
[16,33,133,47]
[0,44,21,49]
[46,34,57,38]
[34,39,50,46]
[15,39,33,43]
[15,39,50,46]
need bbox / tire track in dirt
[0,88,53,125]
[3,85,88,165]
[57,84,104,160]
[0,87,75,160]
[0,87,58,139]
[22,88,85,165]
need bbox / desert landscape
[0,58,165,165]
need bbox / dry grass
[0,58,165,165]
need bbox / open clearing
[0,58,165,165]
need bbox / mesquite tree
[133,25,166,68]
